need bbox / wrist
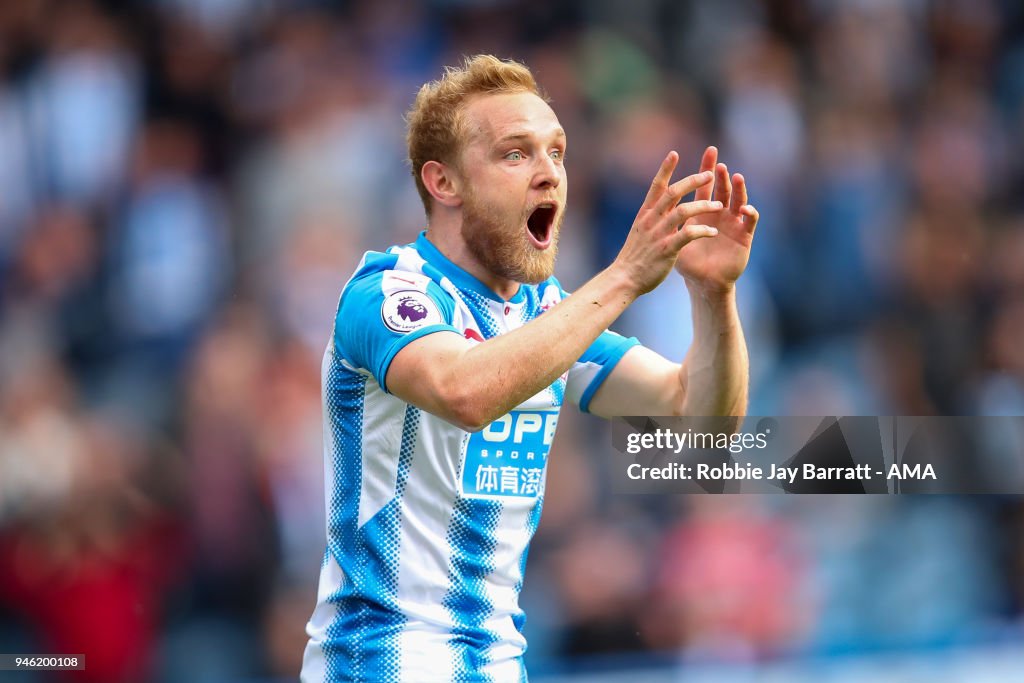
[604,262,645,302]
[686,279,739,332]
[684,276,736,302]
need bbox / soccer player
[301,55,759,682]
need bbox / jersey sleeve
[565,330,640,413]
[539,278,640,413]
[333,269,459,393]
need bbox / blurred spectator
[643,498,808,660]
[25,1,139,206]
[0,370,186,682]
[102,118,231,424]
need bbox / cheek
[494,176,532,207]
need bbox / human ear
[421,161,463,208]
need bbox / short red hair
[405,55,545,215]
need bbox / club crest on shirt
[538,285,561,313]
[381,290,442,333]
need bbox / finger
[740,204,759,232]
[671,199,723,226]
[713,162,731,207]
[653,171,713,215]
[694,146,718,202]
[641,151,679,209]
[730,173,747,214]
[670,223,718,250]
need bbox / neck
[424,218,520,301]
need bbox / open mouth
[526,203,557,248]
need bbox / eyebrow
[494,128,567,146]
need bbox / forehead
[461,92,563,146]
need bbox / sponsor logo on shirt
[461,410,557,499]
[381,290,443,333]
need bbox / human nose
[532,154,561,190]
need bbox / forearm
[678,284,748,419]
[439,265,637,428]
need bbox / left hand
[674,146,760,293]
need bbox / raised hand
[613,151,724,296]
[675,146,760,293]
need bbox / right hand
[612,151,723,295]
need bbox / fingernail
[709,228,719,235]
[711,201,723,208]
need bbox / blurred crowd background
[1,0,1023,681]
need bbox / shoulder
[331,243,462,379]
[341,244,454,307]
[335,244,457,338]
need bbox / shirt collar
[415,230,526,304]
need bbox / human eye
[504,150,524,161]
[549,148,564,162]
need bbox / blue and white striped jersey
[301,231,638,683]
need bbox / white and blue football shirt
[301,231,638,683]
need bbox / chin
[516,242,558,284]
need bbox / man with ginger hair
[301,55,759,682]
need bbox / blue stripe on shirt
[323,363,423,682]
[443,497,503,682]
